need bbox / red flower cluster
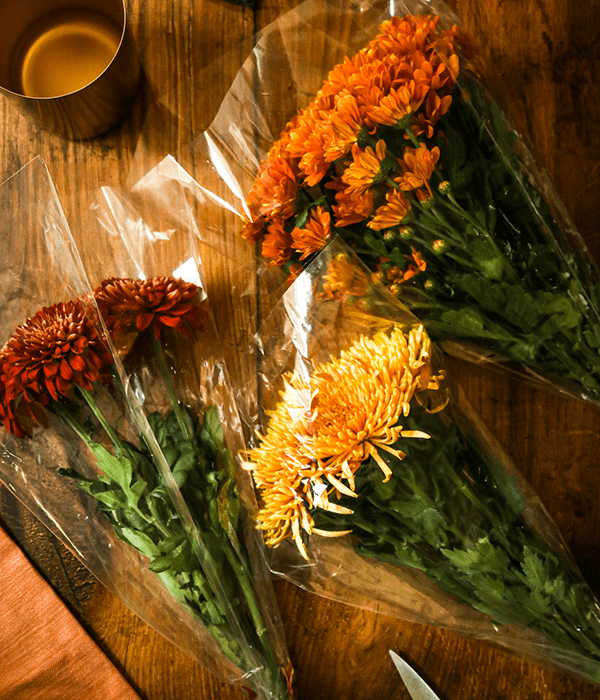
[94,276,207,342]
[0,300,114,437]
[0,277,206,438]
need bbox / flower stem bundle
[0,277,292,700]
[243,247,600,684]
[241,12,600,404]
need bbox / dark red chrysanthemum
[94,276,207,342]
[0,385,49,438]
[0,300,114,436]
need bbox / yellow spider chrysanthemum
[244,325,445,558]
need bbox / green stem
[149,329,285,694]
[54,401,93,444]
[150,328,193,439]
[404,129,422,149]
[222,542,281,680]
[77,386,123,454]
[436,193,521,283]
[54,399,160,532]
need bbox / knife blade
[389,650,443,700]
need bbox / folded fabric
[0,524,141,700]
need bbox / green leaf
[469,239,505,279]
[583,329,600,349]
[504,285,538,330]
[450,274,506,313]
[364,233,388,257]
[442,537,510,574]
[87,441,132,490]
[201,405,224,450]
[148,555,175,573]
[218,480,241,539]
[387,246,406,267]
[537,293,581,336]
[115,526,161,559]
[93,489,128,509]
[129,480,148,507]
[147,411,169,448]
[439,308,496,338]
[507,340,539,362]
[413,507,446,544]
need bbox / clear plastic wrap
[243,236,600,685]
[181,0,600,408]
[0,157,293,700]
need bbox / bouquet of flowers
[190,0,600,406]
[0,159,292,700]
[242,237,600,685]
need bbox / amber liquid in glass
[11,9,122,98]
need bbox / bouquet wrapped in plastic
[242,237,600,685]
[189,0,600,406]
[0,158,293,700]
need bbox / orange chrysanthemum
[396,143,440,194]
[94,276,206,342]
[369,15,442,59]
[0,300,114,436]
[377,247,427,288]
[320,253,373,303]
[367,82,428,127]
[325,51,372,97]
[341,140,388,195]
[327,177,374,226]
[291,206,332,260]
[403,247,427,281]
[240,217,266,244]
[244,325,445,557]
[261,218,294,267]
[324,94,365,162]
[248,144,299,220]
[411,90,454,138]
[368,187,412,230]
[299,123,332,188]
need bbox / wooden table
[2,0,600,698]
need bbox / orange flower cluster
[0,277,206,438]
[243,325,445,558]
[241,14,471,284]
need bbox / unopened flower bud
[424,279,434,290]
[419,195,435,210]
[383,229,396,242]
[438,180,451,195]
[433,239,445,253]
[389,283,402,296]
[399,226,414,239]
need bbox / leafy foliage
[58,403,269,676]
[313,403,600,676]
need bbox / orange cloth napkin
[0,525,141,700]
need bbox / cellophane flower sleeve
[184,0,600,407]
[0,157,293,700]
[242,235,600,685]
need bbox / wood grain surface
[1,0,600,699]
